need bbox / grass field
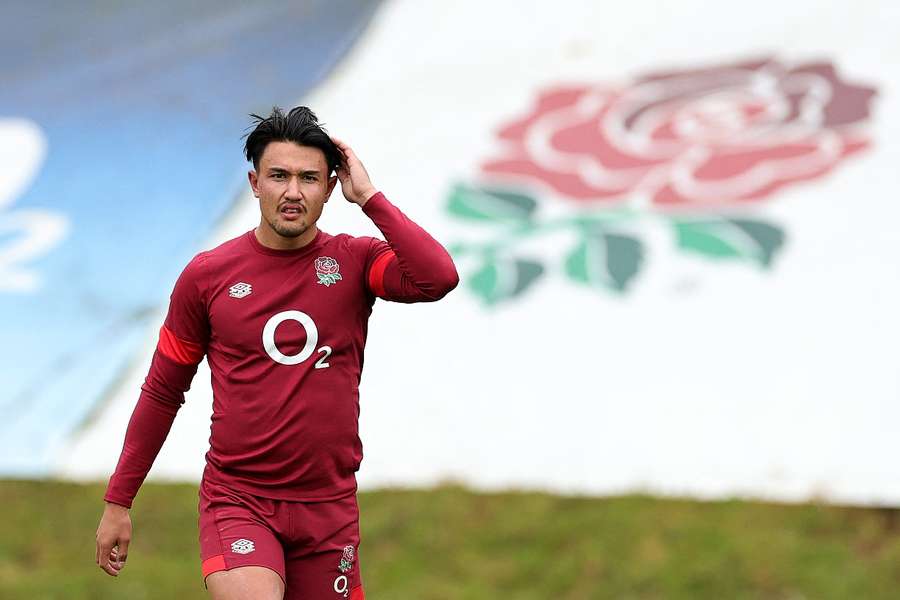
[3,480,900,599]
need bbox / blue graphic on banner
[0,0,381,474]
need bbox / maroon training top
[105,192,458,507]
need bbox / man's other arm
[95,253,209,576]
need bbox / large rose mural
[447,57,876,305]
[482,58,874,206]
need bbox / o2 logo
[262,310,332,368]
[333,574,349,598]
[0,118,69,293]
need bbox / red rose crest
[446,57,876,305]
[314,256,342,287]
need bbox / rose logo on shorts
[314,256,342,287]
[231,538,255,555]
[338,544,355,573]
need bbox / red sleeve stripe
[157,325,204,365]
[367,250,395,297]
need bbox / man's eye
[272,173,286,179]
[304,175,317,182]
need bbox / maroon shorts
[199,477,364,600]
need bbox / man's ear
[248,170,259,197]
[325,174,338,202]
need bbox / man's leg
[207,565,285,600]
[285,549,364,600]
[199,479,288,599]
[283,494,363,600]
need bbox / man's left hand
[331,137,378,206]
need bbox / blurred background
[3,0,900,597]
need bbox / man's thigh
[206,565,285,600]
[283,494,364,600]
[285,548,364,600]
[199,482,288,590]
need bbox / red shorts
[198,477,364,600]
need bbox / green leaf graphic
[674,218,785,267]
[565,232,643,292]
[447,184,538,223]
[468,258,545,305]
[729,219,786,267]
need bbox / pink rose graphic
[482,58,876,207]
[315,256,339,275]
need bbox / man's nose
[285,176,303,199]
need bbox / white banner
[61,0,900,505]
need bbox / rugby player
[95,106,459,599]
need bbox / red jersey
[105,193,458,507]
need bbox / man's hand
[331,137,378,206]
[95,501,132,577]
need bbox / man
[95,106,459,600]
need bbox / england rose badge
[314,256,342,287]
[338,544,355,573]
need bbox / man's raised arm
[332,137,459,303]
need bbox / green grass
[3,480,900,599]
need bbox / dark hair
[243,106,342,174]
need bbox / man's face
[249,141,337,240]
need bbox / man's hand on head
[96,501,132,577]
[331,137,378,207]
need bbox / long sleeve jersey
[104,192,458,508]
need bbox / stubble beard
[266,215,309,239]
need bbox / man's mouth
[280,204,304,220]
